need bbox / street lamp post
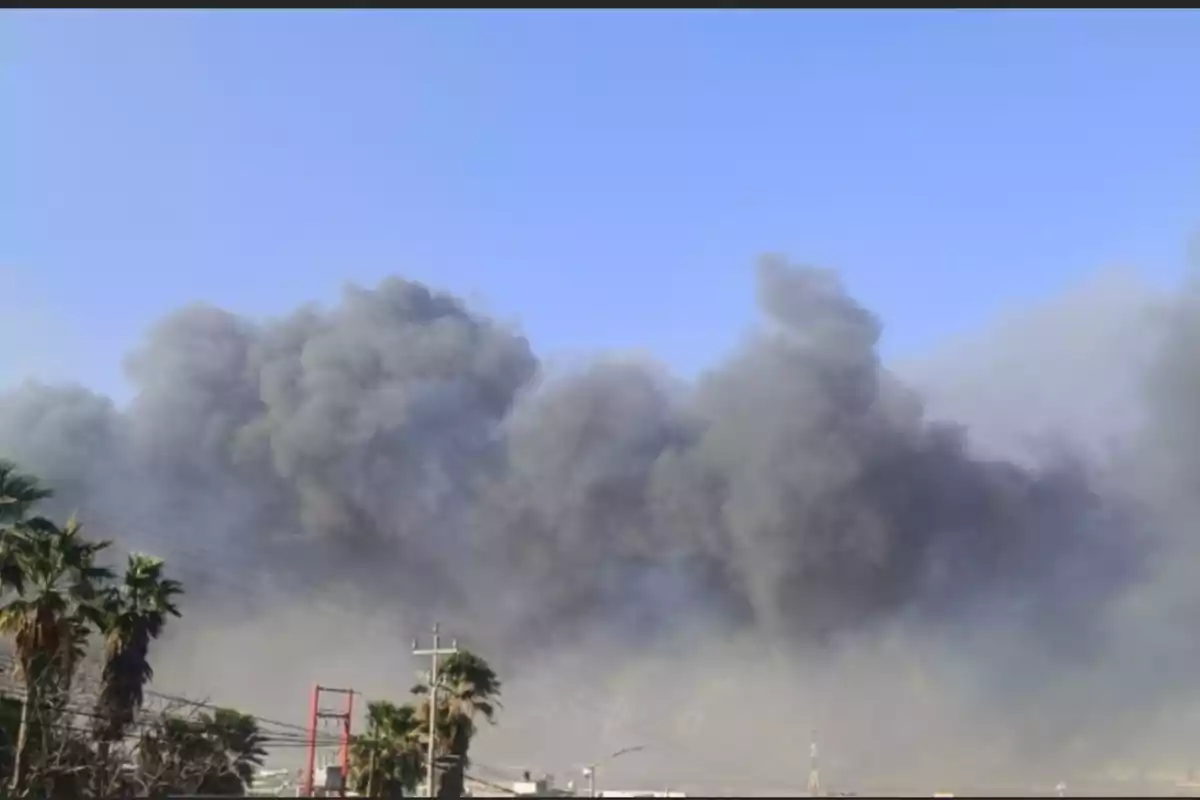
[582,745,645,798]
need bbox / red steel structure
[303,684,356,797]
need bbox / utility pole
[413,623,458,798]
[807,729,820,797]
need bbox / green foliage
[350,700,424,798]
[0,460,508,800]
[410,649,503,799]
[94,553,183,742]
[0,516,115,682]
[0,505,115,794]
[0,460,53,530]
[91,553,184,797]
[136,707,267,796]
[0,460,207,797]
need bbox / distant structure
[465,773,579,797]
[808,729,821,796]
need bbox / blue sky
[3,10,1199,401]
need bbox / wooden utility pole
[413,623,458,798]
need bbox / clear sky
[3,10,1199,401]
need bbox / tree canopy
[349,648,503,798]
[0,459,262,798]
[0,458,504,799]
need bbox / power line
[0,654,348,755]
[0,685,343,749]
[0,529,524,792]
[0,653,321,736]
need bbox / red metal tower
[303,684,355,797]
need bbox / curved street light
[582,745,646,798]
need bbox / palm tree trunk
[93,738,111,798]
[437,739,468,800]
[436,762,464,800]
[9,690,30,793]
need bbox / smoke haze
[1,254,1196,793]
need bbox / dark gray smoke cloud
[1,256,1195,790]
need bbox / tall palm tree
[92,553,182,796]
[0,516,113,793]
[350,700,424,798]
[411,650,501,799]
[0,461,55,791]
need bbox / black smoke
[0,256,1189,786]
[0,257,1149,649]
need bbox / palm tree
[92,553,182,796]
[411,650,501,799]
[199,708,268,795]
[0,461,53,525]
[350,700,424,798]
[0,460,57,600]
[0,516,113,792]
[137,707,266,796]
[0,461,51,789]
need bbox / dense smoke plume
[1,255,1197,792]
